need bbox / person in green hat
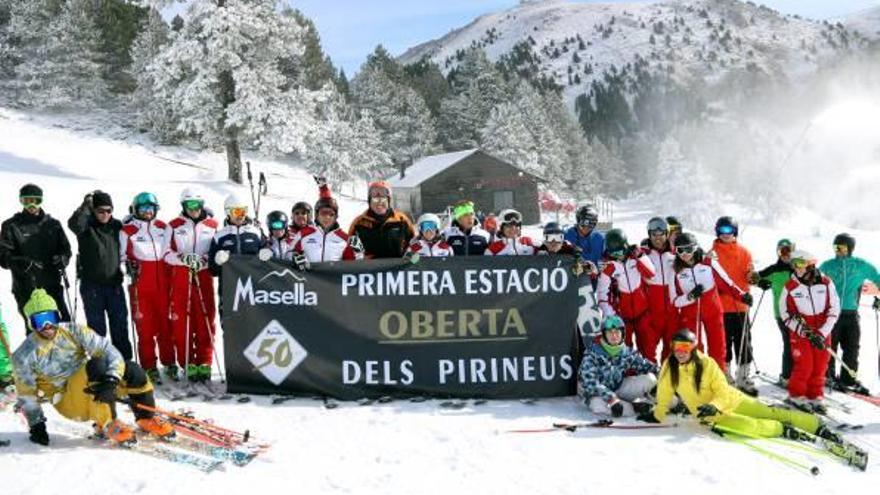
[441,200,490,256]
[757,239,796,387]
[11,289,173,446]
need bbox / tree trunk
[226,136,242,184]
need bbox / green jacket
[0,310,11,379]
[758,259,791,319]
[819,256,880,311]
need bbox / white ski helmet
[498,208,523,227]
[224,194,248,215]
[180,187,204,204]
[416,213,441,233]
[790,250,817,267]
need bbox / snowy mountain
[399,0,871,107]
[844,5,880,40]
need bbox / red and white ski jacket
[120,218,170,288]
[164,215,219,271]
[669,258,744,308]
[484,237,538,256]
[780,274,840,337]
[644,247,676,288]
[407,239,454,258]
[597,253,655,319]
[294,224,363,263]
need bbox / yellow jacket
[654,351,747,422]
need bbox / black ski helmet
[832,233,855,255]
[543,222,563,236]
[665,216,682,231]
[292,201,312,216]
[266,211,288,231]
[714,216,739,237]
[674,232,699,250]
[604,228,628,256]
[671,328,697,346]
[576,204,599,225]
[647,216,668,234]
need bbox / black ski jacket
[0,210,72,295]
[68,203,124,286]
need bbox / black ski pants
[81,279,132,360]
[827,310,860,385]
[724,311,752,366]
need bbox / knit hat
[23,289,59,325]
[314,182,338,214]
[452,201,475,221]
[19,183,43,198]
[92,190,113,209]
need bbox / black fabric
[0,210,72,298]
[444,224,490,256]
[80,279,131,359]
[828,311,860,385]
[92,191,113,209]
[67,203,124,285]
[758,259,791,279]
[28,421,49,445]
[775,318,792,380]
[724,312,752,365]
[19,183,43,198]
[349,208,414,259]
[122,360,148,388]
[86,356,110,381]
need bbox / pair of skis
[507,418,675,433]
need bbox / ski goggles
[419,220,439,233]
[668,224,682,234]
[648,228,668,237]
[791,258,811,269]
[29,310,60,331]
[577,218,597,227]
[227,206,248,218]
[502,212,523,225]
[136,204,157,215]
[672,341,696,354]
[544,233,564,244]
[20,196,42,207]
[369,187,390,199]
[675,245,696,255]
[182,199,204,211]
[269,220,287,231]
[607,249,626,259]
[716,225,736,235]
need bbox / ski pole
[59,268,76,327]
[874,296,879,382]
[192,267,226,384]
[741,289,766,375]
[826,347,859,382]
[72,255,80,327]
[246,161,258,217]
[184,265,194,384]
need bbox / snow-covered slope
[0,110,878,493]
[844,5,880,40]
[400,0,870,107]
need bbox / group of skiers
[0,178,877,451]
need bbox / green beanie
[453,201,475,221]
[23,289,58,323]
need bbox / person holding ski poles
[0,183,72,331]
[781,251,840,413]
[67,190,131,360]
[636,329,842,446]
[166,188,219,383]
[757,239,796,387]
[818,233,880,394]
[669,232,752,372]
[641,217,679,361]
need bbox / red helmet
[368,181,391,201]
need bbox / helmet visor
[419,220,439,233]
[502,211,522,225]
[269,220,287,231]
[183,199,204,211]
[717,225,735,235]
[544,233,564,244]
[29,310,60,331]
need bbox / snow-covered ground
[0,108,878,493]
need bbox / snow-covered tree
[351,64,436,173]
[1,0,106,109]
[130,8,176,141]
[650,136,721,230]
[481,101,539,173]
[144,0,326,183]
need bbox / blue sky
[289,0,880,76]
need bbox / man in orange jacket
[712,216,759,396]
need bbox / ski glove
[741,293,754,306]
[625,244,640,259]
[757,279,772,291]
[85,376,119,404]
[257,248,273,262]
[696,404,719,418]
[873,296,880,312]
[125,260,140,279]
[29,421,49,446]
[182,253,206,271]
[348,235,364,254]
[688,284,704,300]
[214,250,231,266]
[807,332,825,350]
[51,254,68,269]
[635,411,660,424]
[609,400,624,418]
[292,252,309,271]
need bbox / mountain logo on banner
[232,270,318,311]
[258,268,306,284]
[243,319,308,385]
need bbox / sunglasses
[544,233,564,244]
[672,341,696,354]
[183,199,204,211]
[95,207,113,215]
[20,196,42,207]
[675,245,696,255]
[419,221,439,233]
[228,206,247,218]
[29,310,60,331]
[269,221,287,231]
[136,204,157,215]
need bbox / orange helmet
[368,181,391,201]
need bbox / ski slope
[0,108,878,493]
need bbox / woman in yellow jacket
[636,328,840,442]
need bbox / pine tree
[144,0,326,183]
[130,8,174,141]
[480,101,539,174]
[278,7,337,91]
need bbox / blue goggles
[717,225,735,235]
[419,220,439,233]
[136,204,157,215]
[29,310,60,331]
[269,220,287,231]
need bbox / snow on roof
[387,148,479,188]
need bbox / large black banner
[222,255,581,399]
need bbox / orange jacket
[712,239,753,313]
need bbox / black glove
[51,254,68,269]
[696,404,719,418]
[807,332,825,350]
[741,293,754,306]
[757,279,772,291]
[636,411,660,424]
[292,252,309,271]
[688,284,704,300]
[126,260,140,279]
[625,244,640,259]
[29,421,49,446]
[85,376,119,404]
[873,296,880,312]
[83,192,94,209]
[348,234,364,254]
[610,400,624,418]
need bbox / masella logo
[232,268,318,311]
